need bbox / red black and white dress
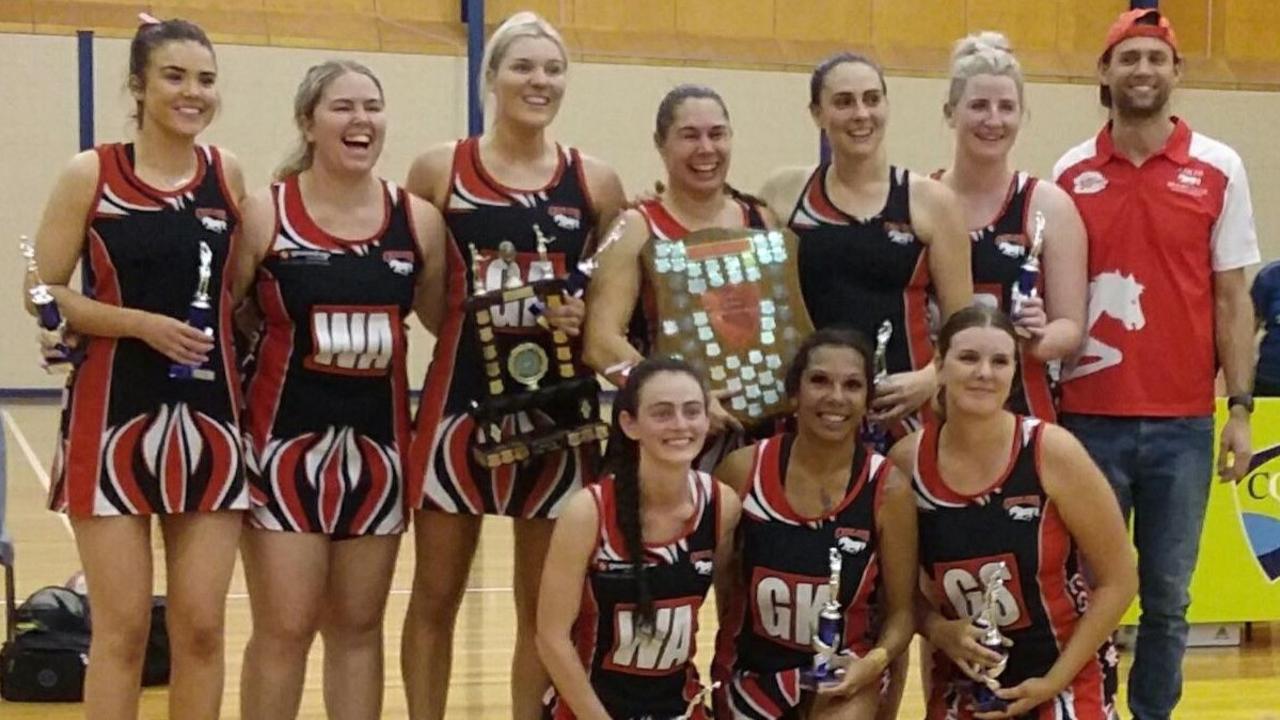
[241,176,419,539]
[544,471,721,720]
[933,169,1056,420]
[48,143,247,517]
[913,416,1118,719]
[712,435,890,719]
[409,137,598,518]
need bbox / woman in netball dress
[758,53,971,435]
[582,84,773,442]
[401,12,625,720]
[537,357,741,720]
[711,328,917,719]
[891,305,1136,719]
[933,33,1086,421]
[233,61,447,720]
[26,17,246,719]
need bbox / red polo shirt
[1053,118,1258,417]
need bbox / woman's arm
[756,165,813,220]
[980,425,1137,718]
[581,209,651,385]
[580,153,626,245]
[536,490,612,720]
[408,195,450,335]
[405,141,458,207]
[912,176,973,320]
[869,469,918,665]
[29,150,213,366]
[1021,181,1086,363]
[229,188,275,340]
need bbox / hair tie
[138,12,162,26]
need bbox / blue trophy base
[798,666,843,692]
[169,363,216,382]
[972,682,1007,712]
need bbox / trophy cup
[802,547,848,689]
[19,236,81,372]
[168,241,217,381]
[1009,211,1046,338]
[464,228,607,469]
[860,320,893,452]
[969,562,1012,712]
[644,228,814,426]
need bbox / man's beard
[1113,85,1172,120]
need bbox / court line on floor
[2,408,72,535]
[224,586,513,600]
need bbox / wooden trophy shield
[642,227,814,426]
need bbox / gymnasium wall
[3,9,1280,389]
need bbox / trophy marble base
[471,422,607,469]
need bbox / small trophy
[1009,211,1046,337]
[803,547,848,688]
[20,236,81,372]
[970,562,1012,712]
[860,320,893,452]
[168,241,216,381]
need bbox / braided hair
[600,356,707,634]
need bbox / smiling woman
[21,15,250,720]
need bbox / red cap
[1102,8,1179,58]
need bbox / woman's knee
[92,614,152,666]
[167,606,227,661]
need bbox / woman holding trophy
[710,328,918,719]
[537,357,741,720]
[932,32,1087,421]
[890,305,1136,718]
[758,53,972,442]
[401,12,626,720]
[582,83,775,452]
[232,60,448,719]
[23,16,247,719]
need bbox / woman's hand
[1012,295,1048,340]
[540,291,586,337]
[133,312,213,366]
[708,389,744,436]
[869,366,936,423]
[815,649,887,699]
[929,616,1007,683]
[972,676,1061,719]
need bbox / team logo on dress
[885,222,916,246]
[605,599,698,675]
[835,527,871,555]
[279,249,331,265]
[305,306,397,376]
[994,233,1027,259]
[1062,270,1146,381]
[383,249,415,277]
[1073,171,1108,195]
[690,549,714,576]
[1002,494,1042,521]
[196,208,228,233]
[547,205,581,231]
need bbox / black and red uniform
[713,435,890,719]
[48,143,246,517]
[935,169,1056,420]
[545,471,721,720]
[409,137,597,518]
[913,416,1118,719]
[241,176,419,539]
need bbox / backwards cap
[1102,8,1179,59]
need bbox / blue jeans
[1059,414,1213,720]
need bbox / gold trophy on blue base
[970,562,1012,712]
[802,547,850,689]
[168,241,217,381]
[20,236,82,372]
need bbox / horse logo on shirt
[1062,271,1146,381]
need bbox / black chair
[2,416,15,644]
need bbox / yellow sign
[1123,399,1280,623]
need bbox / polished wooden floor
[2,400,1278,718]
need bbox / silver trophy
[20,236,81,372]
[1009,211,1046,335]
[861,320,893,452]
[168,241,216,381]
[970,562,1012,712]
[803,547,849,688]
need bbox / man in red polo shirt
[1053,8,1258,720]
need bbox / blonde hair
[480,12,568,95]
[946,31,1023,112]
[275,60,383,181]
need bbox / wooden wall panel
[375,0,453,23]
[0,0,34,33]
[964,0,1059,52]
[676,0,775,39]
[574,0,676,35]
[485,0,564,26]
[774,0,872,46]
[1223,0,1280,62]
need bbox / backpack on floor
[0,585,91,702]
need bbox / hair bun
[952,31,1012,62]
